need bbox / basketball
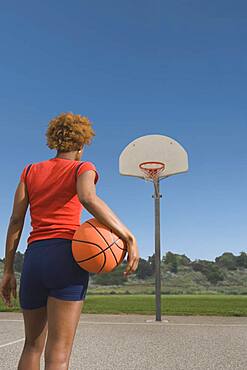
[71,218,127,273]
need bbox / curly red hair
[46,112,95,152]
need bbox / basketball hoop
[139,161,165,182]
[119,135,189,322]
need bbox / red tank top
[20,157,99,245]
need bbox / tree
[14,252,24,273]
[191,259,224,284]
[215,252,237,270]
[1,252,25,273]
[204,268,224,284]
[191,260,209,273]
[147,254,156,275]
[236,252,247,268]
[170,260,178,274]
[136,258,153,279]
[162,251,180,273]
[163,251,176,265]
[177,254,191,266]
[93,265,126,285]
[162,252,190,267]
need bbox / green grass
[82,295,247,316]
[1,294,247,316]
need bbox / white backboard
[119,134,189,180]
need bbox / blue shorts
[19,238,90,310]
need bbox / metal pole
[153,179,162,321]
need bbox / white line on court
[78,321,247,327]
[0,338,25,349]
[0,319,247,327]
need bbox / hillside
[1,251,247,295]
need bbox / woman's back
[21,157,98,245]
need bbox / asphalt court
[0,313,247,369]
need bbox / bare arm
[0,180,28,306]
[3,181,28,273]
[76,170,139,275]
[76,171,134,242]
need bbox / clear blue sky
[1,1,246,261]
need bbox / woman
[0,112,139,370]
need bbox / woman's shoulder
[76,161,99,184]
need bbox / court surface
[0,312,247,369]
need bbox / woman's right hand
[123,236,140,277]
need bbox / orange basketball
[71,218,127,273]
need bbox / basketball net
[139,162,165,198]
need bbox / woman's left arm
[0,181,29,306]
